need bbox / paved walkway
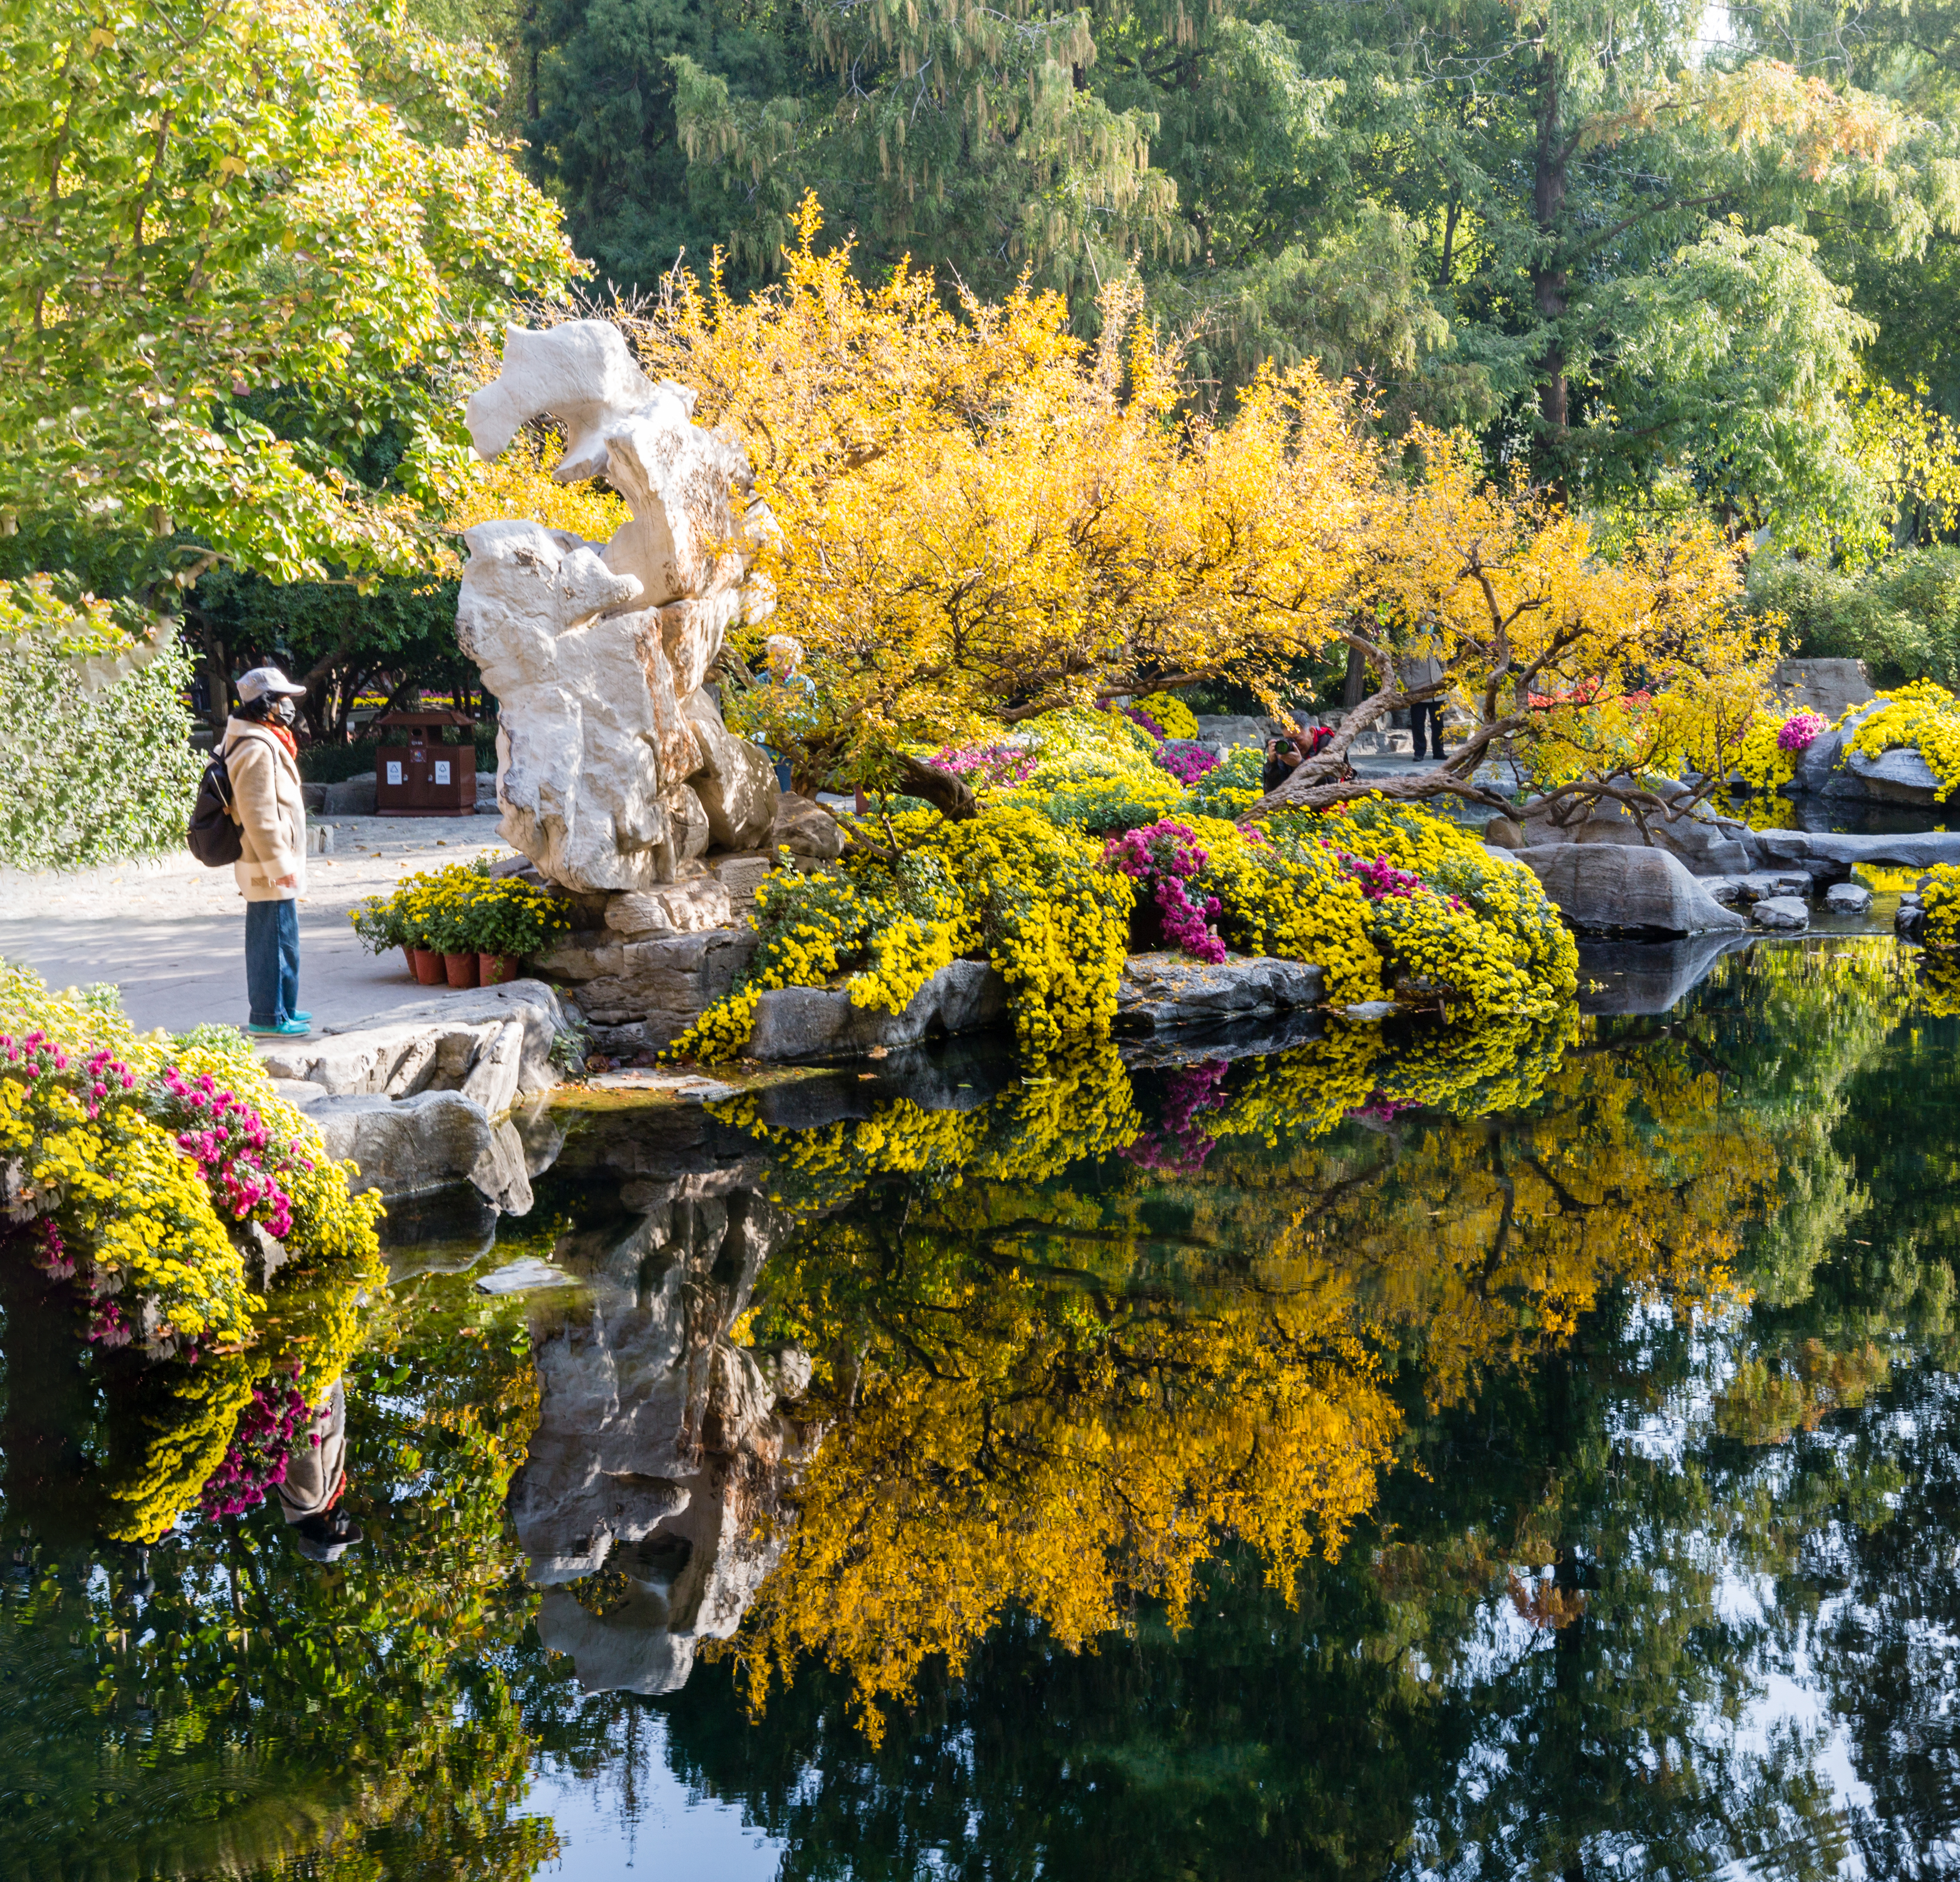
[1,815,516,1036]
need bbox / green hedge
[298,729,498,782]
[0,584,203,870]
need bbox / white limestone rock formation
[457,321,783,891]
[510,1183,809,1696]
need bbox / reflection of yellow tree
[715,995,1858,1735]
[735,1220,1401,1740]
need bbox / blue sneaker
[288,1011,312,1025]
[248,1018,312,1037]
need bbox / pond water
[9,935,1960,1880]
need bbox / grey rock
[1482,815,1524,851]
[300,1088,495,1200]
[1117,952,1324,1030]
[1751,895,1810,930]
[1772,657,1873,721]
[710,852,772,914]
[1752,829,1960,876]
[1788,701,1881,797]
[1343,1000,1400,1022]
[1899,902,1929,941]
[548,926,759,1044]
[748,958,1010,1061]
[684,697,779,850]
[257,978,572,1115]
[321,772,377,816]
[1824,881,1874,914]
[770,792,846,862]
[299,781,328,813]
[1194,714,1273,750]
[1704,870,1813,907]
[1517,794,1752,877]
[1516,844,1747,938]
[1845,745,1945,804]
[604,879,734,938]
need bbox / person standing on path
[222,667,312,1038]
[760,632,818,792]
[1397,645,1448,762]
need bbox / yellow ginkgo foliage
[600,196,1378,787]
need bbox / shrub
[1844,680,1960,794]
[0,969,385,1539]
[1130,691,1202,739]
[1920,864,1960,948]
[0,578,202,870]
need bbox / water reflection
[10,939,1960,1876]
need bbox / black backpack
[186,748,243,867]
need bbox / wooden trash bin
[374,707,478,817]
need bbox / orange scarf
[266,721,299,762]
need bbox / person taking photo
[222,666,312,1038]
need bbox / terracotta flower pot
[401,945,419,979]
[410,947,446,986]
[442,950,480,989]
[478,952,521,987]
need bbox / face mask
[270,698,295,726]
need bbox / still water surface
[8,936,1960,1880]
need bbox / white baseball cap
[237,665,307,701]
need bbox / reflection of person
[1397,647,1447,761]
[278,1378,364,1562]
[222,666,312,1037]
[760,633,816,792]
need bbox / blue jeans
[245,899,301,1026]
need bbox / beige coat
[221,718,307,902]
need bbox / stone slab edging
[259,979,576,1209]
[1752,830,1960,874]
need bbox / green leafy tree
[0,0,579,591]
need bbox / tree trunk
[897,754,980,822]
[1341,643,1369,710]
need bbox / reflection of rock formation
[457,322,782,891]
[510,1173,808,1695]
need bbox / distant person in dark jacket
[1398,649,1447,761]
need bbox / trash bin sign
[373,708,477,817]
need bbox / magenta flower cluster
[1124,705,1167,740]
[152,1067,308,1240]
[2,1031,138,1121]
[1123,1060,1230,1174]
[927,742,1037,788]
[1103,820,1227,964]
[1329,846,1468,914]
[199,1370,314,1519]
[5,1029,313,1344]
[1778,711,1829,754]
[1155,742,1220,786]
[89,1297,131,1348]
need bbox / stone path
[0,814,517,1036]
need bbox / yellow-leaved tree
[514,196,1775,831]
